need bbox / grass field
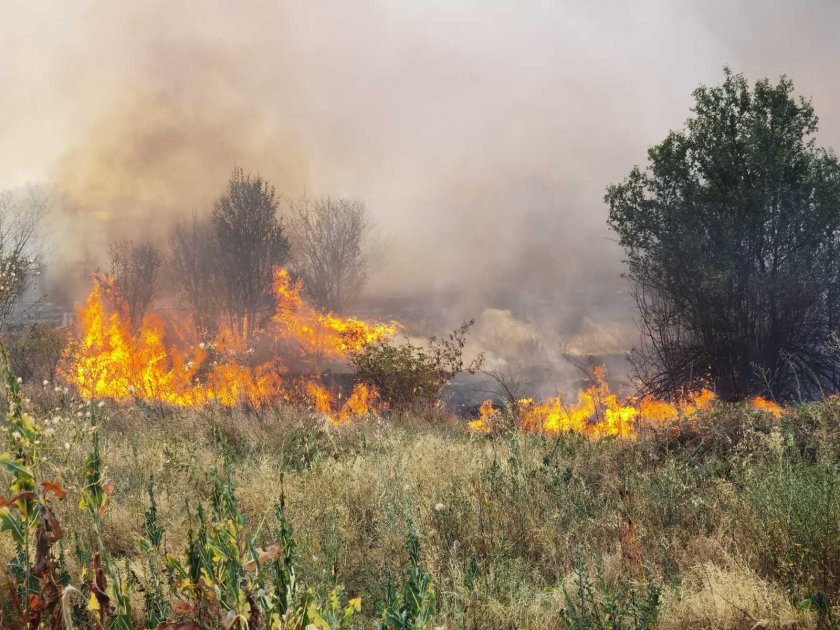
[1,372,839,628]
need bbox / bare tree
[212,166,290,339]
[0,185,51,327]
[170,214,221,337]
[108,241,162,331]
[287,196,370,313]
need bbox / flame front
[467,399,496,433]
[306,381,376,426]
[60,268,395,416]
[471,366,787,439]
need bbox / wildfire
[749,395,783,419]
[306,382,376,426]
[467,399,495,433]
[272,268,397,362]
[470,366,787,439]
[60,268,395,416]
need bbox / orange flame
[60,268,395,417]
[749,395,783,419]
[305,382,376,426]
[471,366,786,440]
[467,399,496,433]
[272,268,396,363]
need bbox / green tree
[606,69,840,400]
[212,166,290,340]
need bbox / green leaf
[0,453,34,484]
[0,506,25,545]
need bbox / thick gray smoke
[2,1,839,389]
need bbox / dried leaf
[41,479,66,500]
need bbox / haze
[2,0,839,359]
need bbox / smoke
[2,0,840,367]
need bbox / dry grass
[1,390,839,627]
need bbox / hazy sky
[2,1,839,341]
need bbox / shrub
[379,520,436,629]
[1,325,65,385]
[560,553,661,630]
[739,456,840,603]
[350,320,483,410]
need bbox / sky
[2,0,839,358]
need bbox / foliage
[162,465,360,629]
[212,166,290,340]
[559,554,661,630]
[0,346,838,627]
[0,345,130,629]
[741,456,840,602]
[349,320,483,409]
[1,326,65,388]
[606,69,840,400]
[379,520,436,629]
[0,347,361,629]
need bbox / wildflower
[42,379,49,386]
[97,400,105,408]
[64,442,70,450]
[434,502,445,512]
[11,431,21,440]
[16,377,22,384]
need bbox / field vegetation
[0,346,838,628]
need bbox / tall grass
[0,356,837,627]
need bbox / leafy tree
[606,69,840,400]
[212,166,290,340]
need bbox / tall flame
[60,268,395,416]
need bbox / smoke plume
[2,0,840,384]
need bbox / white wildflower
[434,502,445,512]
